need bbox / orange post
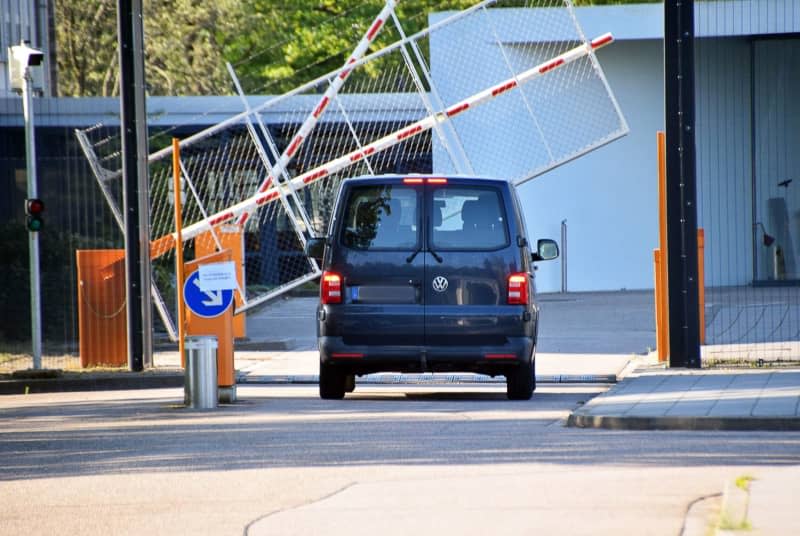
[183,250,236,397]
[173,138,187,366]
[654,249,667,362]
[697,228,705,345]
[656,131,669,362]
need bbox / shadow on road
[2,386,800,481]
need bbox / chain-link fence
[75,0,625,348]
[2,0,626,371]
[695,0,800,365]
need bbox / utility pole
[8,42,46,370]
[117,0,153,371]
[664,0,701,368]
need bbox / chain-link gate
[76,0,627,342]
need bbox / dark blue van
[305,175,558,400]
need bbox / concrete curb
[0,372,616,395]
[566,413,800,431]
[0,373,184,395]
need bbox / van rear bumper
[319,336,534,375]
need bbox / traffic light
[25,198,44,232]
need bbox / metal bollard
[184,336,218,409]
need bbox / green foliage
[55,0,653,97]
[735,475,754,491]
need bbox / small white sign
[197,261,237,291]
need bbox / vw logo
[432,276,449,293]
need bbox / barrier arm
[235,0,397,226]
[150,33,616,254]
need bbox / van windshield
[431,186,509,250]
[340,185,418,250]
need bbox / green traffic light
[27,216,43,232]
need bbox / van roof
[344,174,511,185]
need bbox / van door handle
[408,279,420,286]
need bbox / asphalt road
[2,385,799,535]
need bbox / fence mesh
[71,0,626,343]
[695,0,800,365]
[3,0,627,370]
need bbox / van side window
[431,187,509,250]
[340,185,418,250]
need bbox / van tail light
[507,273,528,305]
[321,271,342,304]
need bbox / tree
[55,0,252,96]
[55,0,656,97]
[55,0,118,96]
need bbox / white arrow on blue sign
[183,271,234,318]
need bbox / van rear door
[424,181,527,346]
[327,180,424,346]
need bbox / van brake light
[321,271,342,304]
[507,273,528,305]
[402,177,447,184]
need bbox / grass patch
[718,515,752,531]
[735,475,755,491]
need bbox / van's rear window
[431,186,509,250]
[340,185,418,250]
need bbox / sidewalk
[567,364,800,431]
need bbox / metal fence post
[561,219,567,293]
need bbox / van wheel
[320,364,346,399]
[506,359,535,400]
[345,374,356,393]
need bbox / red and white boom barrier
[157,33,615,248]
[236,0,397,225]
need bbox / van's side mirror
[305,237,326,262]
[532,238,559,262]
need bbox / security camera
[11,41,44,67]
[7,40,45,92]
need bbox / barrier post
[654,249,667,362]
[183,250,236,403]
[697,228,705,345]
[656,131,669,362]
[172,138,186,366]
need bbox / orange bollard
[697,228,705,345]
[656,131,670,362]
[654,249,668,363]
[183,249,237,402]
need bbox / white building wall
[518,39,664,293]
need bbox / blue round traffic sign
[183,271,234,318]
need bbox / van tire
[320,364,346,399]
[345,374,356,393]
[506,359,534,400]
